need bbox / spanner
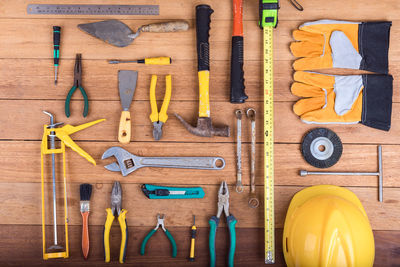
[102,147,225,177]
[247,108,259,208]
[235,110,243,193]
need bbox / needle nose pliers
[103,181,128,263]
[149,74,172,140]
[65,53,89,118]
[209,181,237,267]
[140,214,177,257]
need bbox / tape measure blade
[263,26,275,264]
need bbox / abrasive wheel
[301,128,342,168]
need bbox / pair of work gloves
[290,20,393,131]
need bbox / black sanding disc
[301,128,342,168]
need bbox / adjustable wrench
[102,147,225,177]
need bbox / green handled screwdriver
[53,26,61,85]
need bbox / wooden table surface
[1,0,400,266]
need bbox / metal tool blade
[118,70,138,111]
[78,20,134,47]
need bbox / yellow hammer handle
[149,75,158,123]
[118,111,131,144]
[198,71,210,118]
[145,57,171,65]
[159,75,172,123]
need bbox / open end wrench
[235,110,243,193]
[247,108,259,208]
[102,147,225,177]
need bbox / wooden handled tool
[80,184,92,260]
[118,70,138,144]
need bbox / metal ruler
[263,25,275,265]
[27,4,159,15]
[259,0,278,264]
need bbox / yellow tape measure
[263,26,275,264]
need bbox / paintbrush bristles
[80,184,92,201]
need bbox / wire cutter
[149,74,172,140]
[209,181,237,267]
[65,53,89,118]
[103,181,128,263]
[140,214,177,258]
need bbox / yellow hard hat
[283,185,374,267]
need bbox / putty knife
[118,70,138,144]
[78,19,189,47]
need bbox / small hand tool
[104,181,128,263]
[78,20,189,47]
[235,110,243,193]
[209,181,237,267]
[65,54,89,118]
[102,147,225,176]
[150,74,172,140]
[189,215,197,262]
[53,26,61,85]
[41,112,104,260]
[109,57,172,65]
[80,183,92,260]
[230,0,247,103]
[118,70,138,144]
[28,4,159,15]
[247,108,259,208]
[140,214,177,258]
[300,145,384,202]
[141,184,205,199]
[175,5,230,137]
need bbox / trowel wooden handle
[118,111,131,144]
[141,21,189,33]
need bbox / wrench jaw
[102,147,138,176]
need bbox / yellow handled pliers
[149,74,172,140]
[104,181,128,263]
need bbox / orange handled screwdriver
[80,184,92,260]
[230,0,247,103]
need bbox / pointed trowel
[78,19,189,47]
[118,70,138,144]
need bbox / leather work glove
[290,20,392,74]
[291,71,393,131]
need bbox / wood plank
[2,141,400,188]
[1,100,400,144]
[3,0,400,21]
[1,182,399,230]
[0,59,399,102]
[0,225,398,266]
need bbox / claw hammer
[175,5,230,137]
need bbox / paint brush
[80,183,92,260]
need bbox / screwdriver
[53,26,61,85]
[108,56,172,65]
[189,215,196,262]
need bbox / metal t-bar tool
[300,145,383,202]
[235,110,243,193]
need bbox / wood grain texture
[0,0,400,266]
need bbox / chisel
[109,57,171,65]
[53,26,61,85]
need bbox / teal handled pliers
[209,181,237,267]
[140,214,177,257]
[65,53,89,117]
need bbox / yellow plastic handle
[118,209,128,263]
[198,71,210,118]
[103,208,114,263]
[56,132,96,165]
[159,75,172,123]
[149,75,159,123]
[118,111,131,144]
[145,57,171,65]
